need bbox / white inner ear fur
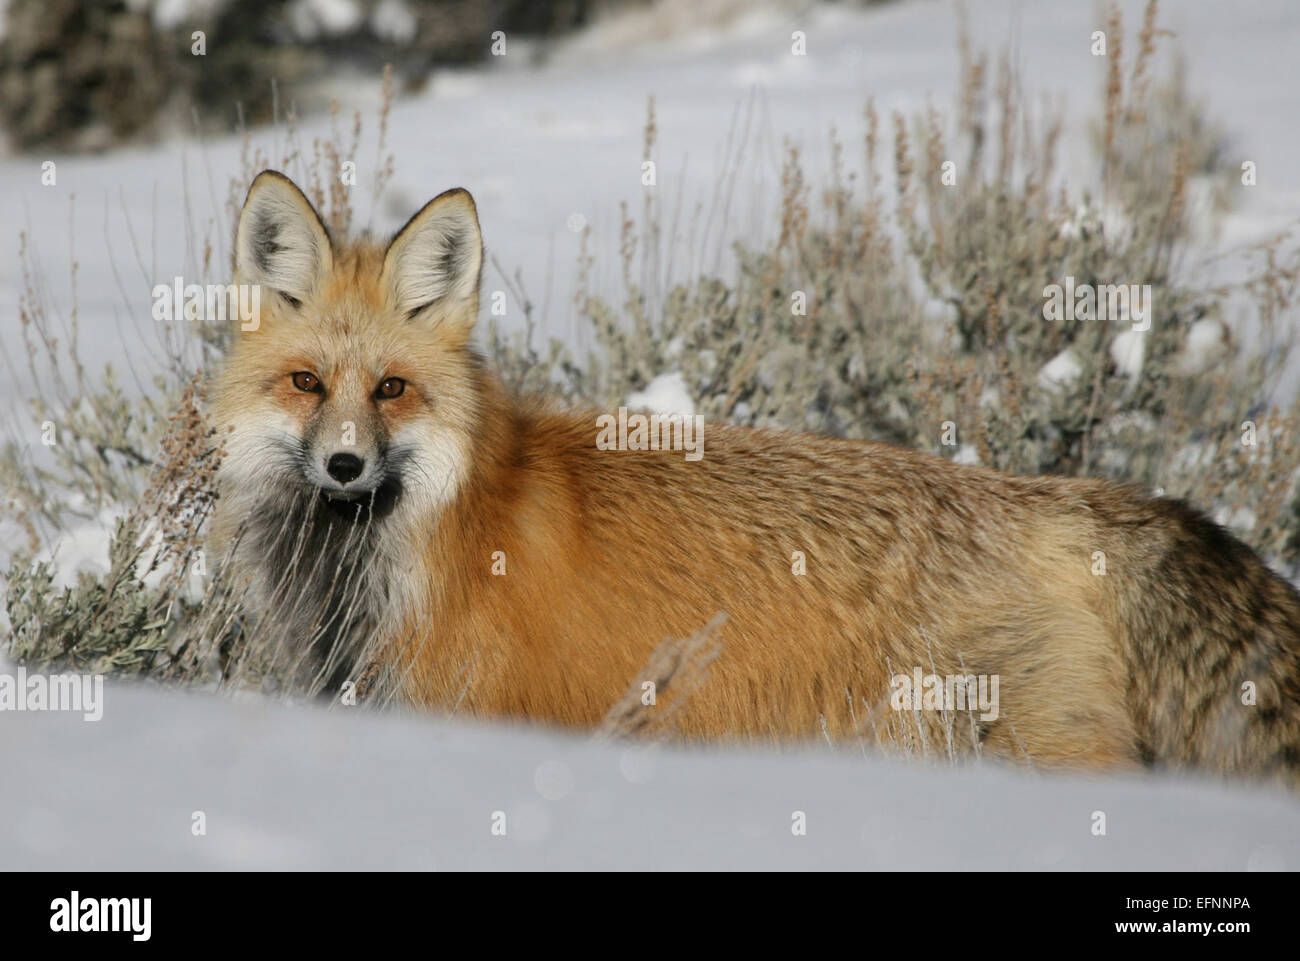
[235,176,332,301]
[383,192,483,319]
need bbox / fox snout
[306,436,406,520]
[307,438,387,498]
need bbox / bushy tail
[1118,497,1300,788]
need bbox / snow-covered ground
[2,649,1296,870]
[3,0,1300,868]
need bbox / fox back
[212,171,1300,788]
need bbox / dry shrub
[493,0,1300,577]
[597,612,726,740]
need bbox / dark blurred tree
[0,0,627,152]
[0,0,174,151]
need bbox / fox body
[212,171,1300,785]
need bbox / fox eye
[292,371,322,393]
[377,377,406,399]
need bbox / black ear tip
[248,169,314,202]
[250,169,289,187]
[244,169,294,208]
[436,186,477,211]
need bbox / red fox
[212,170,1300,787]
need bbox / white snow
[1178,317,1228,376]
[1109,329,1146,380]
[626,371,695,415]
[1,680,1296,870]
[36,510,119,588]
[1214,504,1258,535]
[561,0,802,60]
[25,496,176,591]
[1037,349,1083,393]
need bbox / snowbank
[1,679,1296,870]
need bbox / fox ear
[234,170,332,305]
[381,188,483,332]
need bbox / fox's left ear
[381,188,483,334]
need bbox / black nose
[326,453,365,484]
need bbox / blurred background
[0,0,893,152]
[0,0,583,151]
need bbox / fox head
[214,170,485,533]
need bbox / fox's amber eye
[292,371,321,393]
[378,377,405,399]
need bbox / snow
[1038,348,1083,393]
[3,0,1300,867]
[1,678,1297,870]
[1214,505,1258,536]
[36,505,119,587]
[1178,317,1228,376]
[626,370,695,415]
[1109,329,1146,380]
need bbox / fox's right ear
[234,170,333,306]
